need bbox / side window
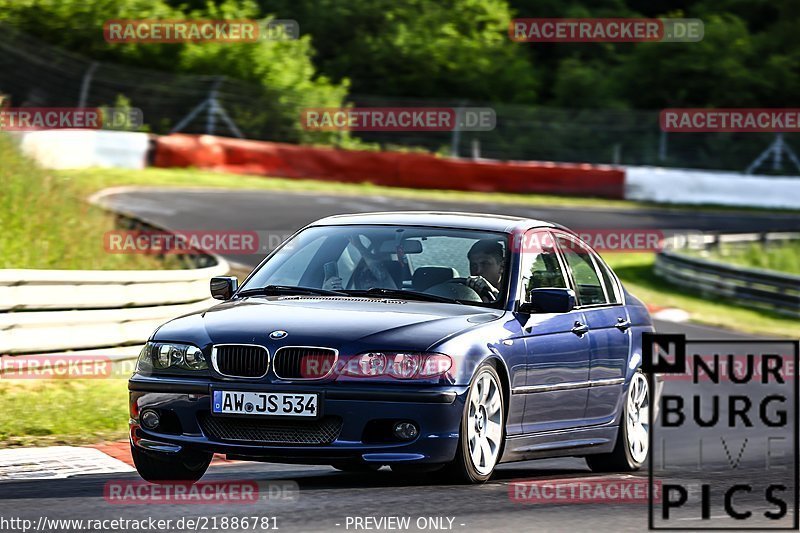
[597,258,621,304]
[556,235,609,306]
[519,231,567,303]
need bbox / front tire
[437,363,505,484]
[586,371,649,472]
[131,443,212,483]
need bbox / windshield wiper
[237,285,348,297]
[344,287,458,304]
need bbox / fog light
[393,422,418,440]
[140,409,160,430]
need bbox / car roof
[311,211,559,234]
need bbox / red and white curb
[0,442,238,481]
[0,446,134,481]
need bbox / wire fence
[0,24,798,173]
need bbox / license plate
[212,391,319,417]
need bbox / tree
[262,0,539,103]
[0,0,348,142]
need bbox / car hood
[153,295,503,353]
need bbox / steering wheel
[426,277,482,302]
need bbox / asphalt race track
[1,457,794,531]
[97,187,800,269]
[1,188,795,532]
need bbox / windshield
[241,225,511,308]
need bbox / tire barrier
[152,134,626,198]
[14,130,150,170]
[626,166,800,210]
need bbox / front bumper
[128,375,466,465]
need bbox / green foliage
[261,0,539,103]
[551,58,624,109]
[1,0,799,164]
[0,378,129,447]
[616,14,759,107]
[2,0,799,110]
[100,94,149,132]
[0,0,348,143]
[703,241,800,274]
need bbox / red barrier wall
[153,134,625,198]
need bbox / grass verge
[0,378,129,447]
[604,253,800,338]
[699,241,800,275]
[0,135,183,270]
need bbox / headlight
[346,352,452,380]
[136,342,208,373]
[358,352,387,376]
[390,353,421,379]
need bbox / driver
[466,239,504,302]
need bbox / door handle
[571,321,589,337]
[615,317,632,331]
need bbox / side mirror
[210,276,238,300]
[520,288,576,314]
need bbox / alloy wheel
[466,371,503,475]
[626,372,649,464]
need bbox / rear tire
[586,371,649,472]
[435,363,505,484]
[131,443,212,483]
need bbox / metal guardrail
[655,232,800,318]
[0,265,226,312]
[0,266,227,354]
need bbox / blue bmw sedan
[129,212,654,484]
